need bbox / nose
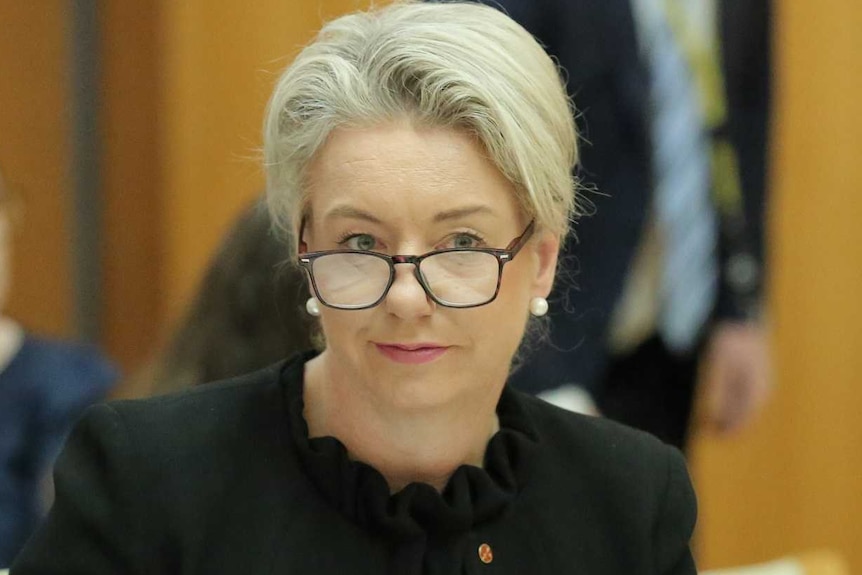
[383,263,434,319]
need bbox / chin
[366,352,470,411]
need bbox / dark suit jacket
[493,0,771,395]
[13,354,696,574]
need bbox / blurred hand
[698,320,772,435]
[537,384,601,416]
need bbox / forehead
[304,122,521,226]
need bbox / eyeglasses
[298,220,535,310]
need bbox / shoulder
[521,389,691,496]
[8,336,120,420]
[517,389,696,530]
[513,391,697,572]
[518,389,677,463]
[12,356,310,571]
[58,355,304,504]
[57,360,293,508]
[14,336,118,380]
[15,335,119,391]
[102,358,292,458]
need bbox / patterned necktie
[643,0,719,353]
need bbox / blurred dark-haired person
[0,169,118,566]
[13,3,696,573]
[147,201,315,395]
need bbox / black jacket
[13,352,696,574]
[494,0,772,394]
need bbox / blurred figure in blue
[488,0,772,449]
[0,168,118,565]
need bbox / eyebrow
[432,205,495,222]
[322,205,383,224]
[322,204,496,224]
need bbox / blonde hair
[263,1,578,251]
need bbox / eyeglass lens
[419,251,499,305]
[311,250,500,308]
[311,253,392,308]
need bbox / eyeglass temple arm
[505,220,536,255]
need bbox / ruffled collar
[281,350,539,540]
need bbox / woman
[12,2,696,573]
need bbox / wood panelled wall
[691,0,862,570]
[4,0,862,570]
[100,0,164,384]
[1,2,74,336]
[100,0,369,389]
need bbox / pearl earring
[529,297,549,317]
[305,297,321,317]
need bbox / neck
[304,352,502,493]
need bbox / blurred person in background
[0,167,118,566]
[489,0,773,450]
[13,4,697,572]
[146,201,315,395]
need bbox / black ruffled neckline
[281,351,539,540]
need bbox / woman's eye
[450,233,482,249]
[343,234,377,251]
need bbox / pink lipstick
[374,343,450,364]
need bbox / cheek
[460,297,530,361]
[318,310,370,352]
[496,261,533,312]
[477,264,533,351]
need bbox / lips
[374,343,450,364]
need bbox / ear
[296,217,309,255]
[530,230,560,299]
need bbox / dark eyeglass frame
[297,220,536,310]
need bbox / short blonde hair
[263,1,578,251]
